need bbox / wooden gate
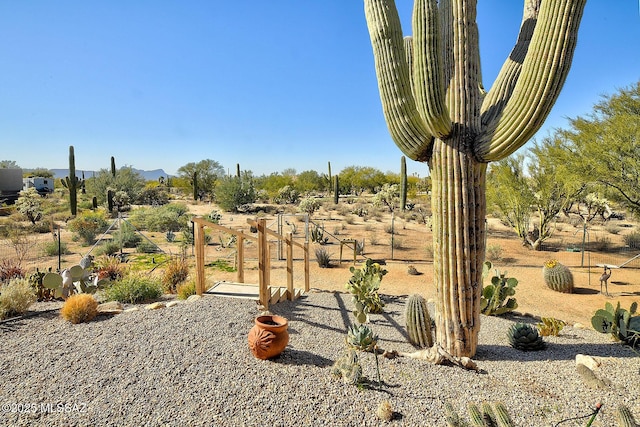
[192,217,309,309]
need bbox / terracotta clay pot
[248,315,289,360]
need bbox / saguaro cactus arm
[476,0,586,161]
[364,0,440,162]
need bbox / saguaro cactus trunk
[365,0,585,357]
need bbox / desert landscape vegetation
[1,0,640,424]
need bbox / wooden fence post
[257,218,269,309]
[237,235,244,283]
[286,232,293,300]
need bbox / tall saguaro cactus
[60,145,83,216]
[365,0,585,357]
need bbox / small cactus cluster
[481,261,518,316]
[42,256,108,299]
[405,293,433,348]
[536,317,566,337]
[331,349,363,386]
[507,323,546,351]
[445,402,514,427]
[542,259,574,293]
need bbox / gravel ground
[1,290,638,427]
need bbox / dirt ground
[188,202,640,328]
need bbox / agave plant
[507,323,546,351]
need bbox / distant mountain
[48,168,171,181]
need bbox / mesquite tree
[364,0,585,357]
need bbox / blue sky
[1,1,638,178]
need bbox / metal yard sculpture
[364,0,586,358]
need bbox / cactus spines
[508,323,546,351]
[400,156,407,211]
[364,0,587,358]
[617,405,639,427]
[405,293,433,348]
[446,402,515,427]
[542,259,574,293]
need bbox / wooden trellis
[192,217,309,309]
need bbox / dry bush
[162,256,190,293]
[0,259,25,283]
[94,255,128,282]
[0,277,36,319]
[60,293,98,324]
[177,281,196,300]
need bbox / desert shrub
[368,232,379,246]
[0,277,36,319]
[486,244,503,261]
[113,222,142,248]
[391,237,404,249]
[344,215,356,225]
[128,203,189,232]
[67,210,109,245]
[42,240,69,256]
[162,257,190,293]
[60,293,98,324]
[298,197,320,216]
[136,187,169,206]
[104,274,163,303]
[384,223,394,234]
[591,235,611,251]
[604,224,621,235]
[177,281,197,300]
[273,185,299,204]
[30,221,52,234]
[94,255,128,282]
[136,241,160,253]
[624,231,640,249]
[94,240,121,256]
[0,259,25,283]
[315,247,331,268]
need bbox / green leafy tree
[86,166,146,206]
[560,81,640,215]
[176,159,224,201]
[24,168,53,178]
[364,0,585,357]
[338,166,386,195]
[0,160,20,168]
[295,170,327,194]
[15,188,43,224]
[215,171,257,212]
[254,172,295,199]
[487,156,533,246]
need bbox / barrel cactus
[542,259,574,293]
[507,323,546,351]
[405,293,433,348]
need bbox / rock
[166,301,180,308]
[186,295,202,303]
[97,301,124,315]
[576,354,601,371]
[573,322,588,329]
[145,302,166,310]
[124,307,140,313]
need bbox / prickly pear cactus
[331,349,363,386]
[405,293,433,348]
[542,259,574,293]
[508,323,546,351]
